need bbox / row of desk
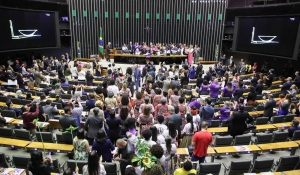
[176,140,300,163]
[207,122,292,134]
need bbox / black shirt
[266,74,274,87]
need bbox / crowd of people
[1,53,300,175]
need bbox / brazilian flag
[99,28,104,56]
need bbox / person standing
[106,42,112,62]
[226,104,254,138]
[59,106,78,144]
[199,98,215,126]
[265,69,274,88]
[21,103,40,137]
[134,64,141,93]
[85,107,104,145]
[263,94,276,121]
[165,105,182,140]
[114,139,134,175]
[187,45,194,65]
[191,121,212,163]
[280,77,292,95]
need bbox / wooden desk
[176,148,189,155]
[3,92,40,99]
[257,173,281,175]
[294,140,300,145]
[214,145,261,162]
[48,119,85,129]
[26,142,73,152]
[282,170,300,175]
[258,141,299,155]
[255,124,276,131]
[3,117,16,124]
[75,58,98,62]
[0,102,22,108]
[272,80,282,85]
[207,127,227,134]
[0,137,30,147]
[272,122,292,129]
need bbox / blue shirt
[92,139,115,162]
[61,82,70,87]
[200,105,214,120]
[288,126,300,137]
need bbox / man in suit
[134,64,141,92]
[59,106,77,144]
[43,100,58,120]
[255,79,264,95]
[239,63,246,75]
[127,41,134,54]
[294,71,300,89]
[105,42,112,62]
[226,104,254,138]
[263,94,276,120]
[233,83,245,101]
[280,77,293,95]
[165,105,182,139]
[33,68,44,85]
[227,56,234,69]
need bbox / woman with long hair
[82,150,106,175]
[27,150,54,175]
[199,80,209,95]
[161,136,177,175]
[162,121,178,146]
[138,106,154,134]
[153,89,163,107]
[133,92,144,120]
[92,130,115,162]
[73,129,90,160]
[179,114,197,148]
[96,64,102,77]
[246,86,257,106]
[86,70,94,86]
[222,82,234,98]
[120,83,132,97]
[169,89,180,105]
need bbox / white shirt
[71,67,78,77]
[192,114,201,126]
[22,67,28,75]
[126,165,144,175]
[107,85,119,96]
[161,144,177,160]
[169,71,174,79]
[189,48,194,53]
[83,164,106,175]
[143,139,157,147]
[154,123,168,134]
[183,123,197,135]
[156,134,166,144]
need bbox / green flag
[99,28,104,56]
[77,41,81,58]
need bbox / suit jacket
[294,76,300,88]
[33,71,43,84]
[264,99,276,118]
[281,81,292,95]
[134,68,141,80]
[256,84,264,95]
[233,87,244,101]
[43,105,58,120]
[166,113,182,138]
[226,111,253,137]
[59,114,77,143]
[251,77,258,87]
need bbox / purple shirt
[219,107,231,121]
[223,87,233,97]
[209,83,220,98]
[200,84,209,95]
[189,68,196,79]
[189,99,201,109]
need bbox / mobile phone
[46,152,51,158]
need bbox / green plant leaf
[63,131,70,134]
[131,156,140,162]
[31,118,39,125]
[38,123,43,129]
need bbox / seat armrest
[222,163,229,174]
[60,161,67,171]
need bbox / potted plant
[32,119,46,157]
[131,137,157,174]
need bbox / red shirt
[192,130,212,157]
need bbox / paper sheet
[234,146,252,152]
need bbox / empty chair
[290,130,300,141]
[0,152,11,168]
[256,95,263,100]
[27,90,36,96]
[0,128,14,138]
[68,81,78,86]
[272,115,285,123]
[198,162,221,175]
[284,114,296,122]
[40,101,46,106]
[272,131,288,142]
[103,162,118,175]
[52,159,60,173]
[56,133,66,144]
[256,105,264,111]
[80,95,87,101]
[244,106,254,112]
[252,133,273,144]
[221,120,228,127]
[21,99,32,105]
[214,136,233,147]
[233,135,251,145]
[7,87,15,92]
[223,160,252,175]
[210,120,220,127]
[0,96,8,102]
[36,91,44,96]
[1,110,16,118]
[39,84,48,88]
[14,129,32,141]
[251,158,274,173]
[61,86,70,91]
[274,155,300,172]
[11,98,22,105]
[12,155,30,169]
[255,117,269,125]
[62,160,88,174]
[272,92,280,98]
[49,93,56,98]
[61,94,72,100]
[52,102,63,109]
[84,88,94,93]
[36,132,54,143]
